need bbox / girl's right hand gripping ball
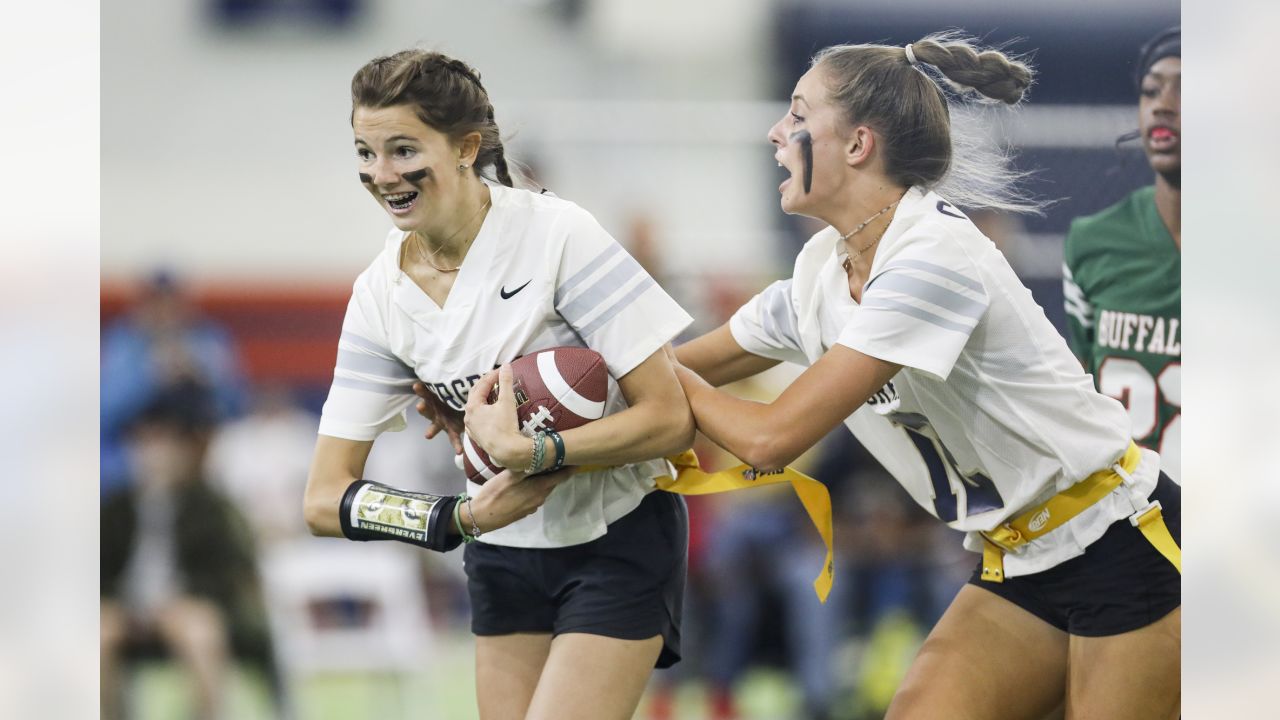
[460,346,607,484]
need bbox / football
[461,346,608,484]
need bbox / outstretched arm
[675,323,780,387]
[675,344,900,470]
[414,382,465,454]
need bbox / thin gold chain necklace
[414,199,491,274]
[843,223,891,273]
[840,200,898,271]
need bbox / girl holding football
[672,34,1181,719]
[302,50,695,720]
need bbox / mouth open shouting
[775,130,814,212]
[384,190,420,215]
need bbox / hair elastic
[904,44,919,66]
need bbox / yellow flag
[656,450,835,603]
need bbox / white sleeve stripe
[1065,304,1093,328]
[759,280,802,348]
[879,259,985,295]
[1062,279,1086,301]
[332,376,415,395]
[1064,291,1094,328]
[340,331,399,360]
[537,351,606,419]
[578,276,658,338]
[336,349,416,379]
[558,255,644,325]
[866,273,987,320]
[861,296,976,335]
[1063,289,1092,316]
[554,242,625,305]
[1061,263,1094,328]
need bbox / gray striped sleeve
[554,242,625,306]
[335,349,416,379]
[879,259,985,295]
[331,376,415,395]
[340,331,399,360]
[576,276,658,338]
[860,296,976,335]
[864,272,987,321]
[558,254,647,327]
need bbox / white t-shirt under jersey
[319,182,693,548]
[730,187,1160,577]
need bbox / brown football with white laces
[461,346,608,484]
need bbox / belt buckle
[982,525,1023,553]
[1129,500,1162,527]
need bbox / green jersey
[1063,185,1180,481]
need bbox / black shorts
[968,473,1181,637]
[463,489,688,668]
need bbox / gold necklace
[414,199,491,274]
[843,224,891,273]
[840,200,898,270]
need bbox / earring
[458,163,468,172]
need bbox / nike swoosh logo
[500,280,532,299]
[936,200,965,219]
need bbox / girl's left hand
[413,381,465,454]
[464,363,529,469]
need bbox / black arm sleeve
[338,480,464,553]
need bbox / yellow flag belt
[980,442,1181,583]
[581,450,834,602]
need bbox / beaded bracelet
[453,493,476,543]
[465,494,483,539]
[527,430,548,474]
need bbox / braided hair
[351,50,513,187]
[812,32,1040,214]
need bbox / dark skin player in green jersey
[1063,27,1181,482]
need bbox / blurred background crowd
[101,0,1177,718]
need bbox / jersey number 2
[890,412,1004,523]
[1097,358,1180,460]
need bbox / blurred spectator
[101,271,248,495]
[679,371,848,720]
[363,408,473,625]
[700,490,848,720]
[100,379,278,720]
[814,430,970,720]
[210,395,444,712]
[205,384,319,546]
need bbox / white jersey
[319,182,693,548]
[730,187,1160,576]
